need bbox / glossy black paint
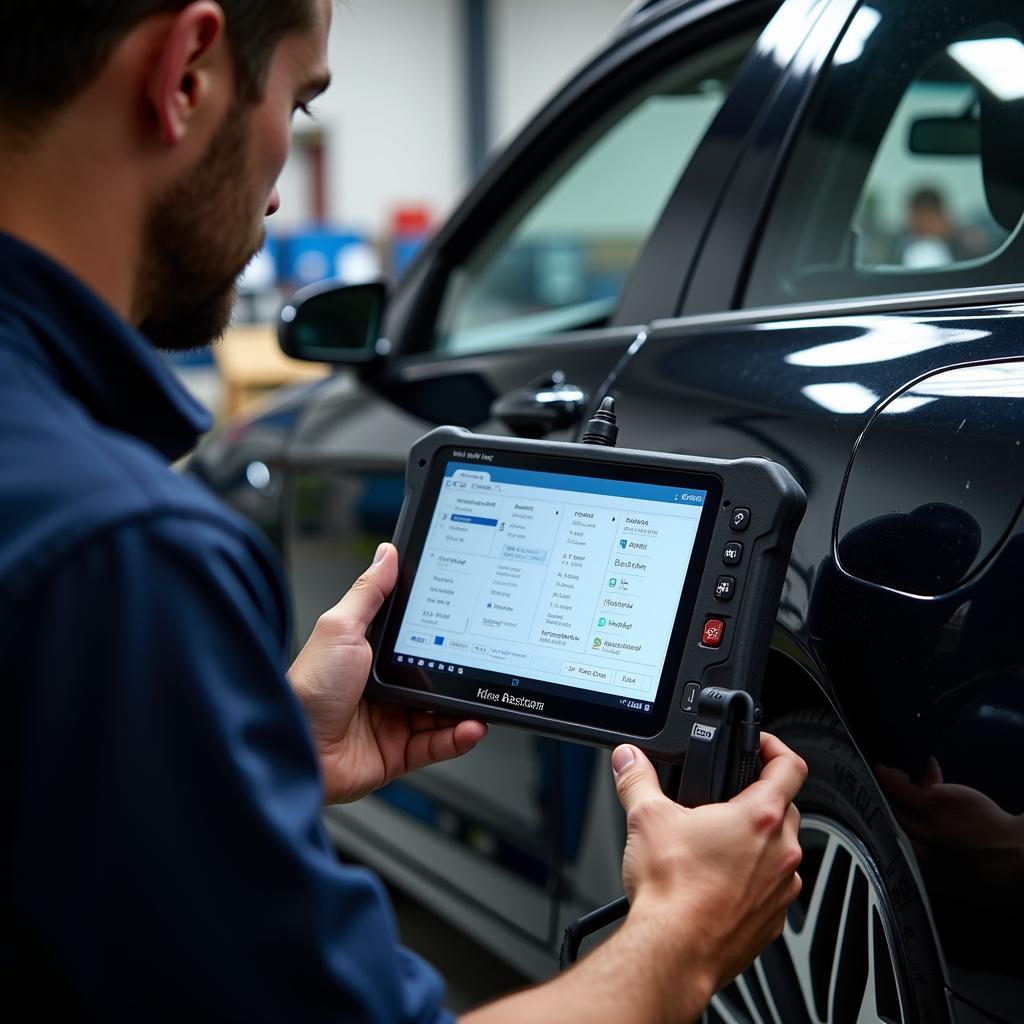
[683,0,862,315]
[191,0,1024,1019]
[838,361,1024,595]
[617,304,1024,1019]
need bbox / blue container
[278,229,369,288]
[392,234,427,275]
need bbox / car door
[608,0,1024,1019]
[283,0,809,960]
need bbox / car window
[744,0,1024,309]
[434,31,761,356]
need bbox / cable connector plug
[581,396,619,447]
[739,703,762,755]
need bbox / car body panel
[682,0,861,314]
[613,300,1024,1017]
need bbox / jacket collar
[0,231,212,461]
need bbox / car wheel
[705,708,948,1024]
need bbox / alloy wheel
[706,815,907,1024]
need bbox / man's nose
[265,188,281,217]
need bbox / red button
[702,618,725,647]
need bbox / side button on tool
[702,618,725,647]
[729,507,750,531]
[723,541,743,565]
[681,681,701,712]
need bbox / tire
[705,708,948,1024]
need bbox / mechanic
[0,2,806,1020]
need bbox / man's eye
[294,102,317,119]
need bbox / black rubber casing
[368,427,806,762]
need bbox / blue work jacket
[0,232,452,1022]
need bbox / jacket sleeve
[6,512,453,1023]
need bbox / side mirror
[278,279,390,364]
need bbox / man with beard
[0,2,806,1020]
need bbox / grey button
[730,507,751,531]
[681,681,701,712]
[723,541,743,565]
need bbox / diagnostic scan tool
[369,425,805,762]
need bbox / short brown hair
[0,1,316,137]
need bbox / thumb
[612,744,663,815]
[326,543,398,640]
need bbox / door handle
[491,371,588,437]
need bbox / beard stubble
[138,102,265,352]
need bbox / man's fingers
[784,801,801,838]
[404,720,487,772]
[409,711,467,733]
[324,543,398,640]
[734,732,806,814]
[611,745,664,816]
[450,720,487,751]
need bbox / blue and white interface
[393,461,707,710]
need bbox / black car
[192,0,1024,1020]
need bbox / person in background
[901,186,956,268]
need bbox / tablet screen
[377,447,722,736]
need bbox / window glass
[745,1,1024,309]
[435,32,760,355]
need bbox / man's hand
[463,733,806,1024]
[613,733,806,999]
[289,543,487,804]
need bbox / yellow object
[214,323,329,417]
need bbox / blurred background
[173,0,1013,420]
[172,0,633,416]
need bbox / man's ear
[146,1,230,146]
